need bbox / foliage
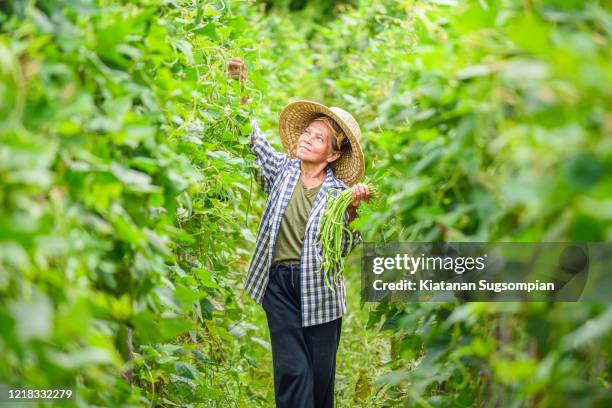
[0,0,271,405]
[1,0,610,407]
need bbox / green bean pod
[315,183,379,292]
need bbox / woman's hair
[312,115,351,155]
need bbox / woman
[228,58,370,408]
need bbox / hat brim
[279,100,365,186]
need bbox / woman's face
[297,121,341,165]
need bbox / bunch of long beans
[315,182,379,292]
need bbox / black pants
[262,263,342,408]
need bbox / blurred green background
[0,0,610,406]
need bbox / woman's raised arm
[228,57,289,194]
[249,118,289,195]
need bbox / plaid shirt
[244,118,362,327]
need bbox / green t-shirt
[272,178,322,265]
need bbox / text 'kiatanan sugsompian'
[373,280,555,292]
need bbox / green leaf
[194,268,219,289]
[174,362,200,380]
[174,284,203,310]
[160,317,194,341]
[9,292,53,342]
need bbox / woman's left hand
[350,183,370,208]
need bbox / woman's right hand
[227,58,249,104]
[228,58,247,82]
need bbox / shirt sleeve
[249,117,289,195]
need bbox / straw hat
[279,100,365,186]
